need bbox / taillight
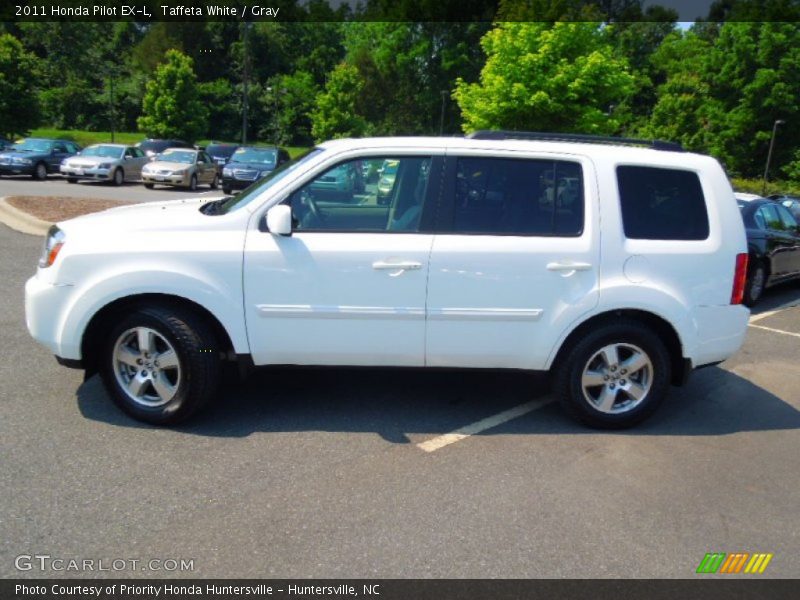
[731,253,749,305]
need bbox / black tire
[67,178,78,184]
[144,183,155,189]
[188,174,198,191]
[553,319,671,429]
[33,162,47,180]
[112,167,124,186]
[743,261,766,307]
[210,173,219,190]
[99,305,221,425]
[222,185,232,195]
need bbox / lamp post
[439,90,448,135]
[762,119,785,195]
[242,22,251,145]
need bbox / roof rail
[466,130,684,152]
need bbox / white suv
[25,132,750,428]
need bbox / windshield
[12,139,53,153]
[137,140,172,155]
[82,145,124,159]
[207,144,238,158]
[217,148,324,214]
[159,149,196,164]
[230,147,277,165]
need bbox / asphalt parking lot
[1,220,799,579]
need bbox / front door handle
[546,261,592,272]
[373,260,422,277]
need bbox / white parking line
[416,397,554,453]
[749,309,784,323]
[748,323,800,338]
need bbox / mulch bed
[5,196,133,223]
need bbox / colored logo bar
[696,552,773,574]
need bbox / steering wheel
[299,189,322,225]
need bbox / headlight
[15,158,32,165]
[222,168,233,176]
[61,159,70,166]
[259,170,272,177]
[39,226,66,268]
[98,162,112,169]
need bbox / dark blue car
[0,138,81,180]
[221,146,290,194]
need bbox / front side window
[290,156,433,233]
[451,157,584,236]
[758,205,783,230]
[776,204,798,230]
[617,166,709,240]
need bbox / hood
[0,149,48,160]
[58,198,216,235]
[64,155,116,166]
[146,160,194,171]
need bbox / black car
[221,146,290,194]
[768,194,800,221]
[0,138,81,180]
[0,138,13,152]
[205,143,239,167]
[135,138,193,159]
[738,198,800,305]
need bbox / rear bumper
[691,304,750,368]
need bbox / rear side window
[452,158,584,236]
[617,166,709,240]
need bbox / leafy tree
[0,33,39,137]
[137,50,208,142]
[454,22,636,134]
[198,78,240,142]
[311,63,368,142]
[259,71,318,146]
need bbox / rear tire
[743,261,766,307]
[144,183,155,189]
[553,319,671,429]
[99,305,221,425]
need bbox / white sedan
[60,144,149,185]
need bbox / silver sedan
[60,144,149,185]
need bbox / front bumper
[221,175,259,190]
[60,165,113,181]
[25,275,81,360]
[142,171,189,186]
[0,163,35,175]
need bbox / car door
[243,153,442,366]
[198,151,215,183]
[49,143,68,171]
[425,153,599,370]
[759,204,796,280]
[774,204,800,276]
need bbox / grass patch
[731,178,800,197]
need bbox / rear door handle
[546,261,592,272]
[373,260,422,277]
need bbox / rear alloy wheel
[743,262,765,307]
[188,174,198,191]
[113,168,124,186]
[100,306,221,424]
[554,319,670,429]
[33,162,47,180]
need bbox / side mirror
[266,204,292,236]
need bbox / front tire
[144,183,155,189]
[743,261,766,307]
[99,306,221,425]
[210,173,219,190]
[67,178,77,184]
[33,162,47,180]
[222,185,232,195]
[553,319,671,429]
[188,174,197,191]
[112,167,124,186]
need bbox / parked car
[206,143,240,167]
[135,138,193,159]
[307,160,365,201]
[60,144,149,185]
[737,197,800,305]
[0,137,13,152]
[141,148,219,191]
[376,159,399,204]
[0,138,80,179]
[734,192,765,202]
[768,194,800,221]
[221,146,289,194]
[25,132,750,429]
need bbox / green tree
[310,63,368,142]
[137,50,208,142]
[260,71,318,146]
[0,33,39,137]
[454,22,636,134]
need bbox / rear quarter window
[616,166,710,241]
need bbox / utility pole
[242,22,250,145]
[439,90,448,135]
[762,119,785,195]
[109,74,115,143]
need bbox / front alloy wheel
[100,306,221,424]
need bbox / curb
[0,197,52,236]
